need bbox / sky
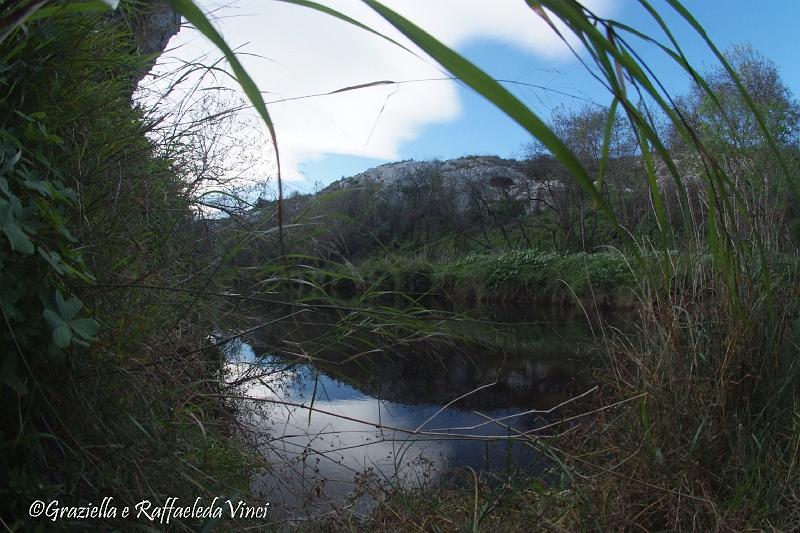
[151,0,800,194]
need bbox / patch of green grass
[356,250,638,306]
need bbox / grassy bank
[350,250,640,307]
[296,252,800,531]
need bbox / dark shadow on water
[220,300,625,518]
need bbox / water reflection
[222,306,600,517]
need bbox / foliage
[682,44,800,151]
[0,18,107,392]
[356,250,637,306]
[0,3,259,530]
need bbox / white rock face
[329,156,529,190]
[325,156,563,214]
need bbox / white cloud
[159,0,617,182]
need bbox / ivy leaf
[70,318,98,341]
[2,223,34,254]
[23,177,50,197]
[38,248,66,274]
[44,293,99,350]
[43,308,65,329]
[55,290,82,321]
[52,325,72,348]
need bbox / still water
[221,302,604,517]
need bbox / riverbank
[269,250,800,531]
[343,250,640,307]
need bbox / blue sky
[297,1,800,190]
[166,1,800,193]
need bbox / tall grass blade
[596,97,618,196]
[167,0,286,255]
[356,0,629,249]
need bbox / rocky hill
[325,155,529,191]
[320,155,564,215]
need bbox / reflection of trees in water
[352,351,583,411]
[217,304,604,518]
[233,307,597,410]
[226,360,445,516]
[222,350,588,517]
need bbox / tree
[676,44,800,247]
[682,44,800,152]
[522,104,642,249]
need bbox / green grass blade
[274,0,421,60]
[167,0,286,255]
[28,1,114,21]
[665,0,798,199]
[596,97,618,194]
[360,0,627,248]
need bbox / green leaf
[275,0,419,57]
[640,398,651,433]
[69,318,98,340]
[45,133,63,145]
[2,223,34,254]
[596,97,618,195]
[55,290,82,321]
[57,225,78,243]
[53,325,72,348]
[38,248,65,274]
[529,479,546,494]
[55,185,78,204]
[23,177,50,197]
[43,308,65,329]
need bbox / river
[221,300,612,518]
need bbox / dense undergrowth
[0,4,260,531]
